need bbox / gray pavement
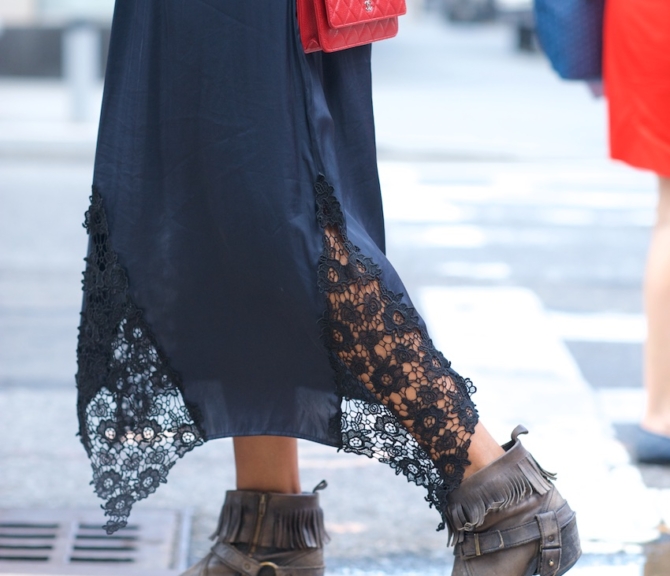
[1,11,668,576]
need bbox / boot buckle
[258,561,279,576]
[473,532,504,556]
[474,533,481,556]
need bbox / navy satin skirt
[76,0,474,534]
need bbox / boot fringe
[213,498,329,549]
[211,497,243,542]
[446,454,555,546]
[273,509,330,549]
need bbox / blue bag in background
[534,0,606,80]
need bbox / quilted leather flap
[324,0,406,29]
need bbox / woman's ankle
[640,415,670,437]
[462,422,505,480]
[234,436,301,493]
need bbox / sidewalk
[0,79,99,159]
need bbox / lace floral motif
[315,176,478,527]
[76,189,204,534]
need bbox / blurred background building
[0,0,112,79]
[0,0,113,122]
[0,0,113,24]
[0,0,536,78]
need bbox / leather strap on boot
[536,511,562,576]
[210,541,325,576]
[456,502,574,576]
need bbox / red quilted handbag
[297,0,407,53]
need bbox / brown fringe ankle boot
[446,426,581,576]
[180,486,329,576]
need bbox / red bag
[297,0,407,53]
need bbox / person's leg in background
[639,177,670,457]
[604,0,670,462]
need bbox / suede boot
[181,486,328,576]
[446,426,581,576]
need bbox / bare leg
[232,425,499,489]
[642,176,670,436]
[232,426,498,491]
[233,436,301,493]
[463,422,504,479]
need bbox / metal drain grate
[0,508,191,575]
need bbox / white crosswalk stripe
[547,312,646,343]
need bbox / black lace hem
[314,175,478,530]
[76,188,205,534]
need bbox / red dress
[605,0,670,176]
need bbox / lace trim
[314,175,478,529]
[76,188,204,534]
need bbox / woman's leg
[642,176,670,436]
[233,436,301,493]
[462,422,504,479]
[232,428,499,488]
[232,426,499,488]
